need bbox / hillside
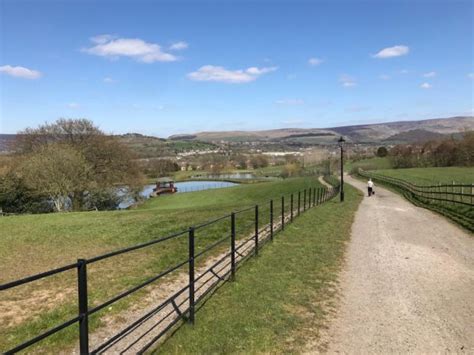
[171,116,473,144]
[382,129,449,143]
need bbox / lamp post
[338,136,345,202]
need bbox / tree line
[0,119,144,213]
[389,131,474,168]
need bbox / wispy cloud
[339,74,357,87]
[373,45,409,58]
[379,74,391,80]
[103,77,117,83]
[423,71,436,78]
[0,65,42,79]
[67,102,80,109]
[420,82,432,89]
[82,35,179,63]
[187,65,277,83]
[275,98,304,105]
[308,57,323,66]
[169,41,188,51]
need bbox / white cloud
[169,41,188,51]
[83,36,178,63]
[339,74,357,87]
[0,65,42,79]
[379,74,391,80]
[275,98,304,105]
[187,65,277,83]
[67,102,80,109]
[373,45,409,58]
[91,34,116,44]
[103,77,117,83]
[468,73,474,79]
[420,82,432,89]
[308,57,323,66]
[423,71,436,78]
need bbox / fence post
[270,200,274,241]
[188,227,195,324]
[230,213,236,280]
[471,184,474,209]
[255,205,259,256]
[313,187,316,207]
[309,188,312,209]
[304,189,307,211]
[77,259,89,354]
[290,194,294,222]
[281,196,285,231]
[298,191,301,216]
[452,181,455,205]
[317,188,320,205]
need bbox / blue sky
[0,0,473,137]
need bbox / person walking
[367,178,374,196]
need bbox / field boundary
[357,169,473,231]
[1,182,340,354]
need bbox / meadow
[0,177,323,352]
[373,167,474,185]
[155,184,362,353]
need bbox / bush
[376,146,388,157]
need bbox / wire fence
[1,182,340,354]
[358,169,473,231]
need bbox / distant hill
[173,116,474,144]
[2,116,473,153]
[0,134,16,152]
[383,129,448,143]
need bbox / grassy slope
[346,157,392,172]
[0,177,321,352]
[155,184,362,354]
[374,167,474,185]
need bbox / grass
[154,184,362,354]
[0,177,322,353]
[346,157,392,172]
[374,167,474,185]
[357,167,474,232]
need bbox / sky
[0,0,473,137]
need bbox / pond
[118,180,238,209]
[193,172,257,180]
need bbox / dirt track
[325,175,474,353]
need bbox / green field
[346,157,393,172]
[154,184,362,354]
[374,167,474,185]
[0,177,323,352]
[358,167,474,232]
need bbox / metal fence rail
[358,169,473,231]
[1,182,340,354]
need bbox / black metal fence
[1,183,340,354]
[358,169,473,230]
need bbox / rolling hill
[169,116,474,144]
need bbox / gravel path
[326,174,474,354]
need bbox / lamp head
[337,136,346,148]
